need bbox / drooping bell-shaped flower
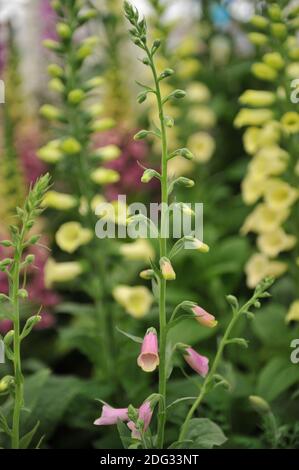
[94,404,128,426]
[137,328,159,372]
[184,347,209,377]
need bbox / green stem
[179,295,257,442]
[145,45,169,449]
[11,229,25,449]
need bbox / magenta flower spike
[137,328,160,372]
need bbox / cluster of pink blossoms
[94,305,217,439]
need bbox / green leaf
[168,440,193,449]
[253,304,299,348]
[117,420,132,449]
[184,418,227,449]
[116,327,143,344]
[0,410,11,436]
[19,421,40,449]
[168,318,216,345]
[257,357,299,401]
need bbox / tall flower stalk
[234,2,299,322]
[93,2,274,450]
[0,174,50,449]
[39,0,119,379]
[124,2,193,447]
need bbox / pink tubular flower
[192,305,217,328]
[137,328,159,372]
[184,347,209,377]
[127,401,153,439]
[94,404,128,426]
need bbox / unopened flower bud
[164,116,174,128]
[68,89,85,104]
[78,9,97,23]
[139,269,155,280]
[137,92,147,104]
[134,130,149,141]
[141,169,159,183]
[61,137,82,154]
[160,257,176,281]
[40,104,63,121]
[175,177,195,188]
[250,15,269,29]
[128,405,139,422]
[48,63,64,78]
[249,395,270,414]
[24,254,35,265]
[173,89,186,99]
[18,289,28,299]
[93,145,121,162]
[49,78,65,93]
[270,23,287,39]
[160,68,174,79]
[268,4,282,21]
[56,22,72,40]
[91,118,115,132]
[42,39,62,52]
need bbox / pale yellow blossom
[257,228,296,258]
[187,132,215,163]
[55,222,93,253]
[245,253,287,288]
[286,300,299,323]
[44,258,83,288]
[119,239,155,261]
[113,285,154,318]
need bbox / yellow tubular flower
[234,108,274,128]
[187,132,215,163]
[241,203,290,234]
[44,258,83,288]
[55,222,93,253]
[239,90,276,107]
[186,82,211,103]
[42,191,78,210]
[251,62,278,81]
[241,174,265,205]
[248,146,289,178]
[262,52,285,70]
[243,127,261,155]
[119,239,155,261]
[264,179,298,209]
[245,252,288,288]
[257,228,296,258]
[112,285,154,318]
[286,63,299,78]
[281,112,299,134]
[286,300,299,323]
[91,168,120,185]
[188,106,216,128]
